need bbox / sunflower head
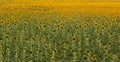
[93,54,97,60]
[0,20,4,24]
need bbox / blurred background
[0,0,120,3]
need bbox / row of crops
[0,7,120,62]
[0,4,54,14]
[1,5,52,11]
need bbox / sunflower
[93,54,97,60]
[24,19,27,24]
[68,18,73,22]
[0,20,4,24]
[14,50,18,54]
[109,32,113,35]
[14,37,19,41]
[84,24,88,28]
[101,25,105,30]
[109,22,112,26]
[110,54,114,59]
[37,48,41,53]
[114,23,119,28]
[103,45,108,52]
[84,22,89,28]
[63,25,67,29]
[79,26,82,29]
[57,24,60,29]
[2,30,5,33]
[6,20,11,26]
[86,50,90,55]
[94,22,98,27]
[38,25,43,30]
[72,37,76,40]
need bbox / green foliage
[1,14,120,62]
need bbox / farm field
[0,2,120,62]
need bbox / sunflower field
[0,3,120,62]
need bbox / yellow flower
[103,45,108,51]
[37,48,41,53]
[93,54,97,60]
[84,22,89,28]
[38,25,43,30]
[57,24,60,29]
[68,18,73,22]
[109,54,114,59]
[111,18,116,22]
[84,24,88,28]
[63,25,67,29]
[79,26,82,29]
[101,25,105,30]
[114,23,119,28]
[93,22,98,27]
[24,20,27,24]
[6,20,11,26]
[0,20,4,24]
[109,22,112,26]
